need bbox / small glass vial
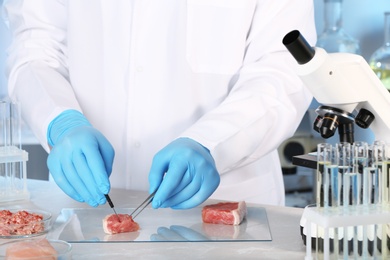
[369,12,390,91]
[316,0,360,54]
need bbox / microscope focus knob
[355,108,375,129]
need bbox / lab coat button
[134,142,141,148]
[136,66,143,72]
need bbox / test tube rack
[0,145,29,202]
[302,204,390,260]
[302,141,390,260]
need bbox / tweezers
[130,191,156,219]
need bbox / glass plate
[50,207,271,243]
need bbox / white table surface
[0,180,307,259]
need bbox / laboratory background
[0,0,389,204]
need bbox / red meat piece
[102,214,140,234]
[202,201,247,225]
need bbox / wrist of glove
[47,110,114,207]
[148,137,220,209]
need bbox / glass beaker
[316,0,360,54]
[0,100,29,202]
[369,12,390,91]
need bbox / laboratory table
[0,180,307,259]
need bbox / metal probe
[104,194,121,222]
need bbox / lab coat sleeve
[2,0,81,152]
[180,0,317,173]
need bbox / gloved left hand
[148,138,220,209]
[47,110,115,207]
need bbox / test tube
[362,146,374,206]
[336,142,352,207]
[351,141,368,205]
[352,142,369,257]
[317,143,338,208]
[0,101,22,148]
[317,143,332,208]
[368,141,384,205]
[383,142,390,204]
[335,142,352,257]
[327,142,341,207]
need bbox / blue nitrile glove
[47,110,115,207]
[148,137,220,209]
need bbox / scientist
[2,0,316,209]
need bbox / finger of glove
[47,152,85,203]
[96,133,115,175]
[170,225,206,240]
[156,169,192,208]
[61,157,102,207]
[160,176,201,209]
[165,170,193,199]
[150,233,168,242]
[82,145,111,195]
[156,226,186,241]
[72,151,106,205]
[148,153,170,196]
[151,159,188,208]
[168,172,220,209]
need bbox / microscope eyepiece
[283,30,315,65]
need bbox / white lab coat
[3,0,316,206]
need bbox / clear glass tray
[49,207,271,243]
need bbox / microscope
[282,30,390,258]
[283,30,390,169]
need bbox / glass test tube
[338,143,352,260]
[351,141,368,206]
[317,143,330,207]
[349,142,367,258]
[317,143,337,208]
[383,142,390,204]
[367,141,384,205]
[336,142,351,208]
[326,142,340,207]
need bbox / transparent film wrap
[0,100,29,202]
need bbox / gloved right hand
[148,138,220,209]
[47,110,115,207]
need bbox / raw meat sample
[202,201,247,225]
[5,238,57,259]
[102,214,140,234]
[0,210,44,236]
